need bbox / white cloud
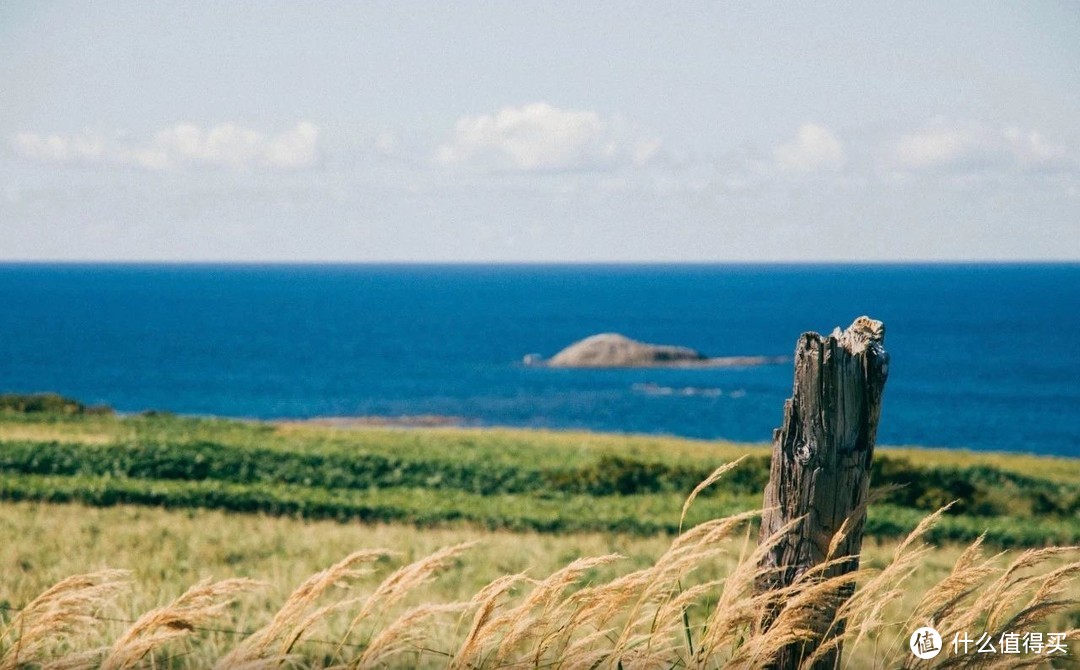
[895,131,949,168]
[434,102,660,172]
[263,122,319,168]
[892,123,1072,173]
[1003,127,1070,170]
[373,132,399,157]
[10,122,320,171]
[631,137,663,167]
[893,127,985,171]
[774,123,846,173]
[13,132,107,163]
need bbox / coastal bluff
[528,333,787,369]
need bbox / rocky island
[527,333,788,368]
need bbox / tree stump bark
[756,316,889,669]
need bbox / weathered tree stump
[756,316,889,669]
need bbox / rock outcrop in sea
[528,333,788,369]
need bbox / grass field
[2,500,1078,667]
[1,398,1079,666]
[1,406,1079,547]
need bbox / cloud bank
[4,110,1077,262]
[891,123,1072,173]
[11,122,320,171]
[774,123,846,173]
[434,102,661,172]
[12,112,1073,187]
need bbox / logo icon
[910,626,943,659]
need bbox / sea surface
[1,263,1077,456]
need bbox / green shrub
[1,407,1078,547]
[0,393,105,415]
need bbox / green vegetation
[2,501,1078,667]
[0,392,113,416]
[1,396,1078,665]
[1,395,1078,547]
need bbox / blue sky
[2,1,1078,261]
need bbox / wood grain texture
[756,316,889,669]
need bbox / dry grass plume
[3,464,1078,669]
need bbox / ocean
[1,263,1077,456]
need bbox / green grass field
[1,402,1079,547]
[2,397,1079,667]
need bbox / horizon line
[1,259,1078,267]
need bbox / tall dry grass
[2,465,1077,668]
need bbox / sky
[1,1,1078,262]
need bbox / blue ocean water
[0,263,1077,456]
